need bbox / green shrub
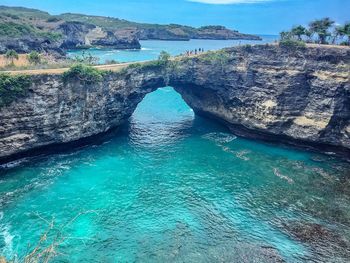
[5,49,19,65]
[0,22,35,37]
[198,50,231,64]
[241,44,253,51]
[279,39,306,49]
[62,64,107,84]
[46,17,61,23]
[0,73,31,107]
[0,22,62,41]
[105,59,119,64]
[158,51,171,63]
[27,51,41,65]
[37,31,62,41]
[126,63,142,69]
[2,13,20,19]
[72,52,99,65]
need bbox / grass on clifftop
[0,21,62,41]
[279,39,306,49]
[62,64,108,84]
[0,73,31,107]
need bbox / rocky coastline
[0,44,349,163]
[0,6,261,56]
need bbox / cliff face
[138,26,261,41]
[170,45,350,154]
[58,22,141,50]
[0,21,141,56]
[0,45,349,162]
[0,6,261,55]
[0,67,166,162]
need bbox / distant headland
[0,6,261,55]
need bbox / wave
[202,132,237,144]
[0,159,27,169]
[0,214,14,257]
[273,168,294,184]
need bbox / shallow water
[1,39,350,262]
[1,87,350,262]
[68,36,278,63]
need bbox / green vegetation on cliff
[0,22,35,37]
[0,5,259,47]
[279,39,306,49]
[0,73,31,107]
[0,21,62,41]
[280,18,350,46]
[62,64,107,84]
[27,51,41,65]
[121,51,171,74]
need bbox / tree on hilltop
[309,18,334,44]
[291,25,307,41]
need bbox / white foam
[0,215,14,256]
[202,132,237,144]
[273,168,294,184]
[0,159,24,169]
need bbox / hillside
[58,13,261,41]
[0,6,261,55]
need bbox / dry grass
[0,54,30,67]
[1,61,150,75]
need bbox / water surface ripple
[1,38,350,262]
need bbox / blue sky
[0,0,348,34]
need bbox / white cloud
[187,0,274,4]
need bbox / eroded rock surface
[0,45,349,162]
[170,45,350,155]
[58,22,141,50]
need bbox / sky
[0,0,348,34]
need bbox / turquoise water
[68,36,278,63]
[1,39,350,262]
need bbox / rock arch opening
[126,86,195,146]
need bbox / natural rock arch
[0,45,349,163]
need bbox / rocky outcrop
[138,25,261,41]
[0,6,260,55]
[0,21,141,56]
[0,45,349,162]
[58,22,141,50]
[0,35,64,56]
[190,26,261,40]
[0,23,256,55]
[170,45,350,155]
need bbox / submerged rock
[283,221,350,261]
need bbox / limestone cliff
[0,6,260,55]
[0,45,349,162]
[170,45,350,155]
[58,22,141,50]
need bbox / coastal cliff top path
[1,43,349,76]
[0,61,145,75]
